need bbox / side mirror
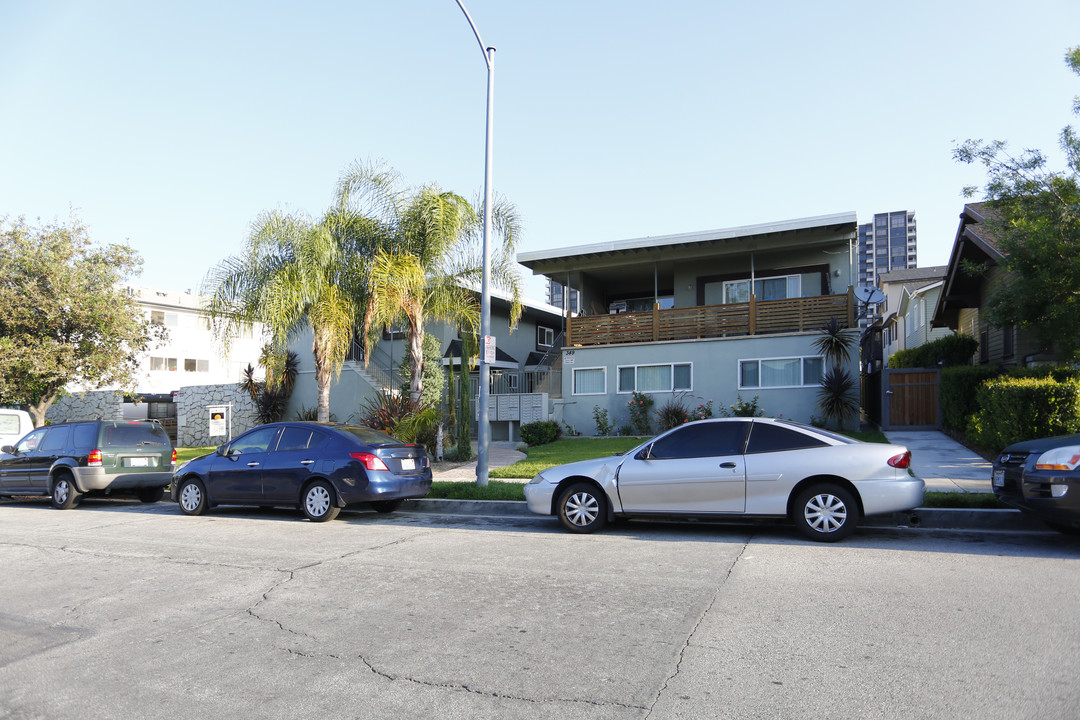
[1,445,14,454]
[216,445,226,456]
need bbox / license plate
[400,458,415,471]
[127,457,150,468]
[992,469,1005,488]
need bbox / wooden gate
[882,368,940,430]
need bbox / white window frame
[537,325,555,348]
[572,367,607,396]
[616,362,693,394]
[738,355,824,390]
[721,274,802,304]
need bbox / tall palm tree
[202,176,382,422]
[341,162,525,405]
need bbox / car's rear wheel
[556,482,607,533]
[302,480,340,522]
[371,499,404,514]
[178,478,208,516]
[793,483,860,542]
[51,473,81,510]
[137,486,165,503]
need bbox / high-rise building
[857,210,917,287]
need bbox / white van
[0,409,34,449]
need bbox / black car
[993,434,1080,533]
[171,421,433,522]
[0,420,175,509]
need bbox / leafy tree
[0,215,162,426]
[340,162,524,405]
[201,167,392,422]
[813,317,858,429]
[954,46,1080,360]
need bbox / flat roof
[518,212,857,266]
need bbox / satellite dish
[854,286,885,304]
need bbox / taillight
[171,449,177,465]
[888,451,911,469]
[350,452,389,471]
[88,449,103,467]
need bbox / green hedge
[967,376,1080,453]
[520,420,562,447]
[940,366,1002,431]
[889,334,980,369]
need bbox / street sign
[484,335,496,364]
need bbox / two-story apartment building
[518,213,861,433]
[875,266,951,364]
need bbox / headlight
[174,461,190,475]
[528,473,546,485]
[1035,445,1080,471]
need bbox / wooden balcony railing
[566,288,854,348]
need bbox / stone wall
[176,385,259,447]
[46,391,124,424]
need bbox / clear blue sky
[2,0,1078,302]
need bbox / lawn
[489,437,643,480]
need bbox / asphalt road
[2,498,1078,720]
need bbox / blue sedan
[171,422,432,522]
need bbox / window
[40,426,71,453]
[150,311,178,327]
[184,359,209,372]
[16,428,47,453]
[721,274,801,304]
[150,357,178,372]
[228,427,281,455]
[537,325,555,348]
[1003,326,1014,359]
[745,423,827,453]
[739,356,824,389]
[617,363,692,393]
[572,367,606,395]
[72,424,97,450]
[276,426,329,452]
[649,421,748,459]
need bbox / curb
[406,499,1053,532]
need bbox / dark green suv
[0,420,176,509]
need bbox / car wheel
[51,473,82,510]
[137,486,165,503]
[556,481,607,533]
[178,478,208,516]
[793,483,860,542]
[371,499,404,514]
[302,481,340,522]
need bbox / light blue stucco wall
[555,331,859,435]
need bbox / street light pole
[455,0,494,486]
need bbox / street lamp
[455,0,494,486]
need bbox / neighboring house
[46,285,268,443]
[517,213,861,434]
[932,203,1050,366]
[285,287,565,441]
[874,266,951,364]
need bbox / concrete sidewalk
[884,430,993,493]
[431,442,526,481]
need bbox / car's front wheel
[302,480,340,522]
[178,478,208,516]
[556,481,607,533]
[793,483,860,542]
[51,473,81,510]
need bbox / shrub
[967,376,1080,453]
[691,400,714,421]
[719,394,765,418]
[889,334,980,369]
[294,405,338,422]
[939,365,1001,431]
[657,396,691,431]
[617,423,635,436]
[358,392,438,453]
[627,391,654,435]
[520,420,562,446]
[592,405,614,436]
[816,367,859,429]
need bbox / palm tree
[201,178,381,422]
[341,162,525,405]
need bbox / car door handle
[247,461,261,467]
[300,460,315,465]
[720,462,737,469]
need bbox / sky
[2,0,1079,304]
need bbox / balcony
[566,288,854,348]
